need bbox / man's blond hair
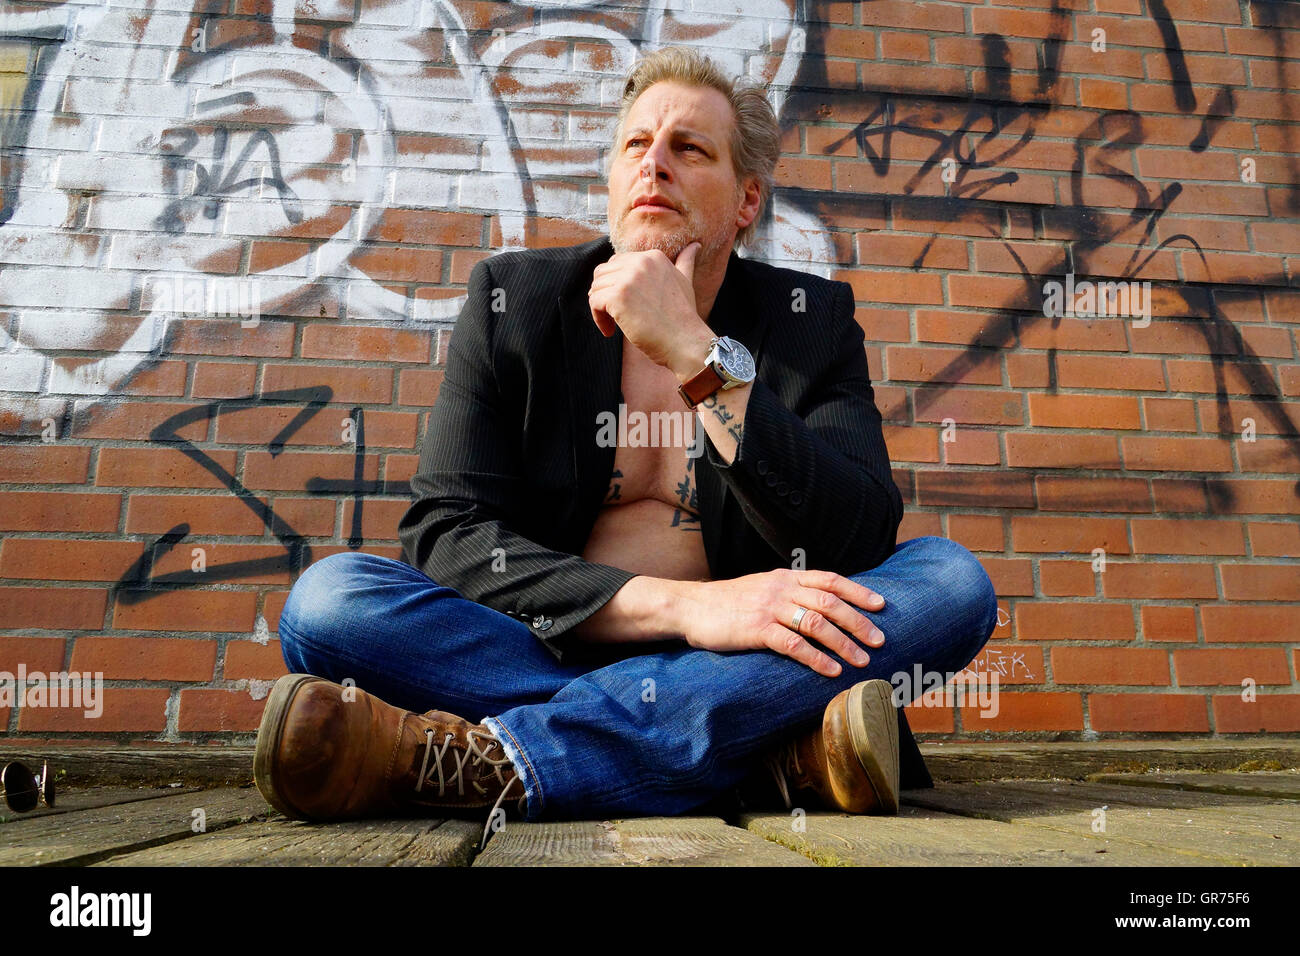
[606,46,780,250]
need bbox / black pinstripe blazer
[399,235,931,787]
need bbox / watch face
[717,337,755,381]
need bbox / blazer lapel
[558,239,622,539]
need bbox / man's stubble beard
[608,198,737,265]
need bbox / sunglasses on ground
[1,760,57,813]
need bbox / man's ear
[735,176,762,230]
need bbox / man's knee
[279,551,409,651]
[897,535,998,654]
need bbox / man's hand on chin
[587,241,715,378]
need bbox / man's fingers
[794,587,883,651]
[796,569,885,611]
[767,626,842,678]
[791,605,871,667]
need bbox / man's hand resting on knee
[573,570,886,678]
[678,570,886,677]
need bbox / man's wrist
[572,575,699,643]
[670,322,718,384]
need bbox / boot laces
[414,725,526,846]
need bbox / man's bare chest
[602,343,700,516]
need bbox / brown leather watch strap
[677,362,726,409]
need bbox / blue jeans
[277,535,997,822]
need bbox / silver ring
[790,606,808,632]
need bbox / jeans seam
[490,715,546,818]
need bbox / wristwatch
[677,335,756,409]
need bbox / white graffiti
[1,0,827,413]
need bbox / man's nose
[639,138,672,182]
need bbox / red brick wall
[0,0,1296,743]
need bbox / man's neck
[693,247,733,325]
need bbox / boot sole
[845,679,901,814]
[253,673,322,820]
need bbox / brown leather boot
[763,679,900,814]
[253,674,526,830]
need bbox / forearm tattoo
[699,394,744,445]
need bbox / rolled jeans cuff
[482,715,543,822]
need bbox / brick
[1035,476,1152,512]
[0,539,144,583]
[1213,695,1300,733]
[96,448,239,489]
[261,365,394,405]
[0,636,68,673]
[146,543,294,586]
[1102,563,1219,600]
[264,591,290,631]
[1201,605,1300,646]
[979,558,1034,597]
[839,272,945,306]
[1027,394,1141,430]
[1052,647,1170,685]
[371,209,484,246]
[214,407,418,450]
[125,494,266,536]
[339,499,413,542]
[1089,694,1210,732]
[178,688,266,732]
[1167,359,1279,394]
[1142,605,1198,643]
[1014,602,1135,641]
[301,326,432,364]
[1121,436,1233,472]
[947,515,1003,552]
[1201,479,1300,515]
[271,499,337,537]
[1006,433,1121,469]
[1040,560,1096,596]
[1055,355,1165,391]
[0,492,120,533]
[1130,518,1247,556]
[1142,397,1199,432]
[899,512,941,541]
[858,236,968,271]
[916,471,1035,509]
[1173,649,1291,686]
[883,425,939,463]
[70,637,216,681]
[243,451,380,492]
[17,688,170,733]
[1220,564,1300,601]
[383,455,419,490]
[942,430,1000,465]
[167,320,295,358]
[901,699,954,733]
[192,362,258,399]
[112,590,258,633]
[1239,439,1300,475]
[1010,516,1130,554]
[913,387,1024,426]
[72,402,208,442]
[1248,521,1300,557]
[0,587,108,630]
[962,643,1044,685]
[1151,478,1210,513]
[224,640,289,680]
[398,369,444,407]
[959,693,1085,732]
[915,310,1012,348]
[0,446,91,484]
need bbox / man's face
[606,80,754,263]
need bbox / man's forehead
[626,81,731,129]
